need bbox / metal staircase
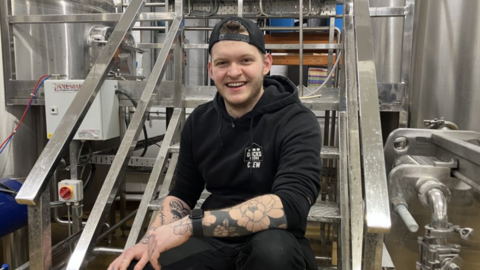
[3,0,393,269]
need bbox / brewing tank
[12,0,116,80]
[369,0,405,83]
[410,0,480,131]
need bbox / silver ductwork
[12,0,115,79]
[410,0,480,131]
[369,0,405,83]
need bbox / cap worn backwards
[208,17,266,54]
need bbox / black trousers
[127,229,317,270]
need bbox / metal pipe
[124,3,165,7]
[53,211,111,231]
[299,0,304,95]
[394,203,419,232]
[51,160,112,234]
[70,141,80,180]
[427,189,448,229]
[92,247,123,255]
[184,26,342,31]
[238,0,243,17]
[133,26,166,31]
[315,256,333,261]
[96,209,138,242]
[16,209,138,269]
[452,170,480,191]
[15,230,82,270]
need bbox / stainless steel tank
[410,0,480,131]
[370,0,405,83]
[2,1,115,267]
[12,0,116,79]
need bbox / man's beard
[221,73,264,111]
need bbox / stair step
[149,198,164,211]
[308,201,341,223]
[321,146,339,159]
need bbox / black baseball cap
[208,17,266,55]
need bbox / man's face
[208,36,272,113]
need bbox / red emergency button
[59,186,73,200]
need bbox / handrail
[9,12,175,24]
[65,10,183,270]
[353,0,391,234]
[15,0,146,206]
[343,5,364,270]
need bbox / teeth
[227,82,245,87]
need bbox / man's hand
[108,242,149,270]
[108,217,193,270]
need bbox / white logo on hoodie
[244,143,263,169]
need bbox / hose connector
[416,177,451,208]
[392,197,419,232]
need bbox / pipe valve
[453,226,474,240]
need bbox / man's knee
[241,230,305,269]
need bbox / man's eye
[242,59,252,63]
[216,61,227,66]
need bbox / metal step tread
[149,196,166,211]
[321,146,339,159]
[308,200,341,223]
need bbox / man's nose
[227,63,242,77]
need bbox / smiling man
[109,17,322,270]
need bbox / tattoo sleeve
[202,195,287,237]
[170,219,193,235]
[140,226,157,244]
[170,199,190,220]
[157,205,166,225]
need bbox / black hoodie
[169,75,322,239]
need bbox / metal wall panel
[410,0,480,132]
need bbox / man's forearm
[140,196,191,244]
[202,194,287,237]
[151,196,191,226]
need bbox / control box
[44,80,120,141]
[58,180,84,203]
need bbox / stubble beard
[219,73,264,112]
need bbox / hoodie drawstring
[217,114,224,146]
[249,117,254,174]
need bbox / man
[109,16,322,270]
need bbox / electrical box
[58,180,84,203]
[44,80,120,141]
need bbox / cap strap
[218,33,250,43]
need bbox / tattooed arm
[109,196,192,270]
[140,196,191,243]
[109,195,285,270]
[202,194,286,237]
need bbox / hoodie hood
[212,75,300,173]
[212,75,300,122]
[168,72,322,241]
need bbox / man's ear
[263,53,273,75]
[207,61,213,79]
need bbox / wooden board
[265,32,339,66]
[272,54,336,66]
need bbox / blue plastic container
[327,4,344,31]
[269,18,295,33]
[0,179,28,238]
